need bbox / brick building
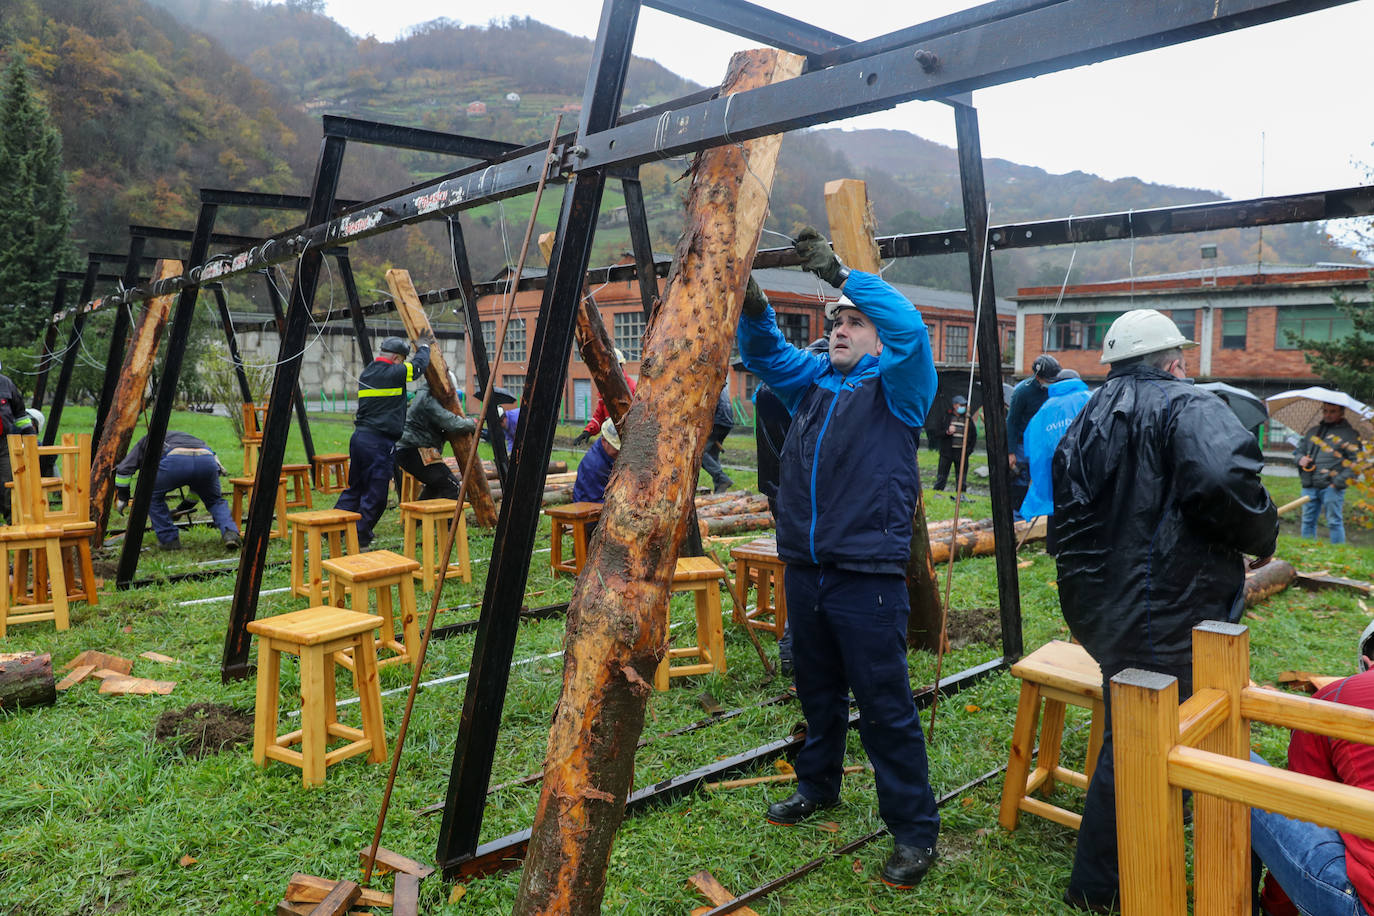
[1012,264,1372,396]
[466,264,1015,422]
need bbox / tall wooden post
[823,179,944,650]
[1192,622,1251,916]
[89,259,182,547]
[512,47,803,916]
[386,269,499,527]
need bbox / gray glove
[794,227,848,288]
[416,328,437,349]
[742,276,768,318]
[573,430,592,447]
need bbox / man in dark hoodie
[115,431,240,551]
[394,375,475,501]
[1051,308,1278,912]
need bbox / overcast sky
[314,0,1372,204]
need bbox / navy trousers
[785,564,940,848]
[334,427,395,547]
[150,453,237,545]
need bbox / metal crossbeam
[642,0,851,58]
[323,114,522,160]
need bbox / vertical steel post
[620,171,659,320]
[92,235,148,454]
[44,258,102,445]
[447,219,509,486]
[436,0,641,874]
[334,252,374,364]
[221,135,347,680]
[263,269,318,469]
[210,285,255,403]
[115,205,218,586]
[31,278,68,410]
[952,101,1022,660]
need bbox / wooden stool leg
[398,577,420,661]
[0,545,11,638]
[77,540,98,607]
[45,539,69,631]
[354,631,387,763]
[573,522,589,573]
[290,526,305,599]
[421,516,436,593]
[1037,698,1068,797]
[252,640,281,767]
[273,484,288,539]
[343,524,359,554]
[549,520,565,573]
[999,681,1042,831]
[703,585,726,674]
[456,512,471,583]
[307,529,326,606]
[377,586,399,655]
[299,647,328,787]
[773,566,788,638]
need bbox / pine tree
[1295,287,1374,403]
[0,48,74,341]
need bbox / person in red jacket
[572,349,636,447]
[1251,623,1374,916]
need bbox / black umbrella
[473,385,518,406]
[1198,381,1268,432]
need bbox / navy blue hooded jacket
[738,270,937,575]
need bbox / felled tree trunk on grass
[89,259,182,547]
[1244,558,1296,606]
[386,269,498,527]
[511,48,804,916]
[0,652,55,710]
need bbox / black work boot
[881,844,936,889]
[221,528,242,550]
[765,791,838,826]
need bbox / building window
[502,318,526,361]
[1043,312,1121,351]
[1171,309,1197,341]
[776,311,811,349]
[944,324,971,364]
[1275,305,1355,349]
[743,372,759,402]
[1220,310,1247,349]
[502,373,525,399]
[480,320,496,357]
[613,311,645,360]
[1002,327,1015,364]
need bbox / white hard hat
[824,295,858,321]
[1100,309,1197,364]
[25,408,43,434]
[613,348,626,363]
[1360,620,1374,672]
[601,419,620,450]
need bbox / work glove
[116,487,130,514]
[742,275,768,318]
[793,227,848,288]
[573,430,592,447]
[416,328,437,349]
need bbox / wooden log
[306,880,360,916]
[695,494,769,517]
[0,652,55,710]
[511,48,804,916]
[1276,494,1311,516]
[824,179,943,650]
[386,269,499,528]
[702,512,775,536]
[1243,559,1296,606]
[692,489,750,508]
[89,259,183,547]
[927,518,1046,564]
[484,460,566,477]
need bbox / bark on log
[89,260,182,547]
[692,489,750,508]
[511,48,803,916]
[386,269,498,527]
[927,518,1046,565]
[1244,559,1296,607]
[696,495,769,517]
[701,512,775,537]
[0,652,56,711]
[906,481,947,652]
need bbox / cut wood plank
[91,668,125,680]
[63,650,133,675]
[98,675,176,696]
[0,651,56,710]
[306,879,360,916]
[1294,572,1373,596]
[707,764,865,791]
[55,664,97,690]
[139,651,182,664]
[392,873,420,916]
[285,873,392,908]
[686,870,761,916]
[357,844,435,878]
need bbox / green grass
[0,408,1370,913]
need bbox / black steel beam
[222,136,347,680]
[953,103,1021,662]
[642,0,851,58]
[447,219,509,486]
[210,285,255,403]
[115,203,218,587]
[43,258,103,445]
[92,235,148,455]
[435,0,641,870]
[31,279,68,410]
[322,115,522,161]
[619,172,659,320]
[332,253,374,365]
[262,269,317,469]
[130,224,265,248]
[198,188,361,211]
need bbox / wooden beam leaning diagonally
[386,268,499,528]
[510,47,804,916]
[822,180,945,651]
[89,259,183,548]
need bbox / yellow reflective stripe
[405,362,415,383]
[357,387,403,398]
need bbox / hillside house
[505,92,521,105]
[466,100,487,116]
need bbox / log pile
[926,517,1046,565]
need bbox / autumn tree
[0,47,74,339]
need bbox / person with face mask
[932,394,976,493]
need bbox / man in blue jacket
[739,227,940,890]
[335,332,432,548]
[1007,354,1067,512]
[1018,369,1090,520]
[115,431,240,551]
[571,419,619,504]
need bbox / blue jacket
[1019,377,1091,519]
[1006,375,1049,463]
[738,270,937,574]
[355,347,430,441]
[572,438,615,503]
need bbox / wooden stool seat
[544,501,602,576]
[400,499,470,590]
[230,475,288,539]
[0,524,70,637]
[312,453,350,494]
[654,556,729,691]
[247,606,387,787]
[322,550,422,671]
[998,640,1105,832]
[287,509,362,606]
[730,537,787,640]
[11,521,100,611]
[282,463,314,510]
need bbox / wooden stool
[322,551,422,671]
[544,501,602,576]
[730,538,787,639]
[13,522,100,610]
[312,454,350,494]
[287,509,362,606]
[230,475,288,539]
[654,556,729,691]
[998,640,1105,832]
[247,606,387,787]
[0,524,70,637]
[400,499,470,590]
[398,471,421,504]
[282,463,314,510]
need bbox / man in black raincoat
[1051,308,1277,912]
